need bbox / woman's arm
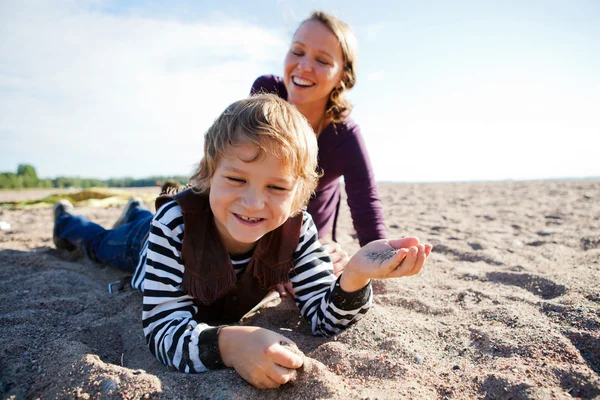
[341,122,387,246]
[290,212,372,336]
[141,201,223,373]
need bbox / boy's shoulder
[155,187,207,224]
[153,199,184,227]
[298,210,315,233]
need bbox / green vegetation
[0,164,187,189]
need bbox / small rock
[415,355,424,365]
[468,242,484,250]
[99,379,117,394]
[452,365,461,370]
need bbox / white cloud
[360,22,399,42]
[352,77,600,182]
[0,0,287,179]
[367,71,384,81]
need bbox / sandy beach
[1,180,599,399]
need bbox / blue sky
[1,0,599,182]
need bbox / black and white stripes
[132,200,372,373]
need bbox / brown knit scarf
[155,189,302,306]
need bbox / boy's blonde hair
[189,93,319,214]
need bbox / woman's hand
[340,237,432,292]
[218,326,303,389]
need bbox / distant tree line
[0,164,187,189]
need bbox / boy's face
[209,142,298,255]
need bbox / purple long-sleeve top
[251,75,387,246]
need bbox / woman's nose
[298,58,312,72]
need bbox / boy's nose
[241,188,265,211]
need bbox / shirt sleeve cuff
[198,326,227,369]
[330,276,372,311]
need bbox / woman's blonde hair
[299,11,358,123]
[189,93,319,215]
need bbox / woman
[251,11,387,276]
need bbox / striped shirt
[131,200,372,373]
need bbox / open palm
[348,237,432,280]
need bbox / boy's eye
[268,185,287,191]
[227,177,245,184]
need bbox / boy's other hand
[340,237,432,292]
[322,241,349,277]
[218,326,303,389]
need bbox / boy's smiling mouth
[234,213,264,223]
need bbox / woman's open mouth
[292,76,315,87]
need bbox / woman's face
[284,19,345,111]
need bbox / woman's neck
[294,102,327,136]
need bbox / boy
[53,94,432,389]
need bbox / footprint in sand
[555,368,600,398]
[485,272,567,300]
[376,295,455,316]
[565,331,600,376]
[526,240,547,247]
[545,215,564,226]
[75,323,125,365]
[581,236,600,251]
[541,303,600,331]
[435,243,503,266]
[478,375,570,399]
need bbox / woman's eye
[316,58,329,65]
[290,49,303,57]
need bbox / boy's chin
[231,234,264,246]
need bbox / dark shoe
[113,197,144,229]
[53,200,75,250]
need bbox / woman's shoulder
[335,115,360,133]
[324,116,362,141]
[250,75,287,99]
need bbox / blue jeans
[54,205,153,272]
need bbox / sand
[1,180,599,399]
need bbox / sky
[1,0,599,182]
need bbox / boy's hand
[340,237,432,292]
[218,326,303,389]
[323,241,350,277]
